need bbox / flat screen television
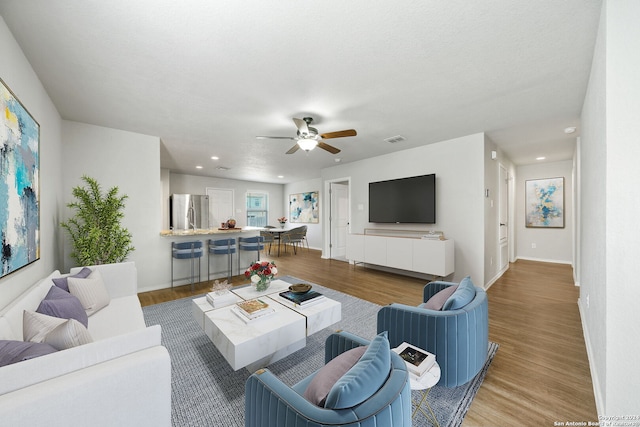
[369,174,436,224]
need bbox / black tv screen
[369,174,436,224]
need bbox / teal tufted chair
[377,280,489,387]
[244,331,411,427]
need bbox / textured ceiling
[0,0,602,183]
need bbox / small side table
[408,361,441,426]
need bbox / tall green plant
[60,176,135,265]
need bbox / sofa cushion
[23,310,67,342]
[421,285,458,310]
[36,285,89,327]
[0,340,58,367]
[43,318,93,350]
[68,269,111,316]
[324,331,391,409]
[442,276,476,310]
[303,345,367,406]
[52,267,92,292]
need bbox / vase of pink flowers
[277,216,287,228]
[245,261,278,292]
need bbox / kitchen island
[161,227,263,286]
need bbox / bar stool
[171,241,203,291]
[208,238,236,282]
[237,235,265,275]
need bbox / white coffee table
[192,279,341,371]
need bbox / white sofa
[0,262,171,427]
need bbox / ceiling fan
[256,117,357,154]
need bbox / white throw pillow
[68,269,111,316]
[44,318,93,350]
[23,310,66,342]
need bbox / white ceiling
[0,0,602,183]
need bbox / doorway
[328,180,350,261]
[499,164,509,272]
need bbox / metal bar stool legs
[237,236,265,275]
[208,238,236,282]
[171,241,203,291]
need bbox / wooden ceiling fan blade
[286,144,301,154]
[320,129,357,139]
[256,136,296,140]
[292,118,309,134]
[317,141,341,154]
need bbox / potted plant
[60,175,135,265]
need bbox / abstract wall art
[1,78,40,278]
[525,177,564,228]
[289,191,319,223]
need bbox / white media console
[346,231,455,278]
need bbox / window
[246,192,268,227]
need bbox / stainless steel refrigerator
[169,194,209,230]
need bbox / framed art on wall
[525,177,564,228]
[1,78,40,278]
[289,191,319,223]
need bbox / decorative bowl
[288,283,312,294]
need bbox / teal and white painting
[289,191,319,223]
[525,177,564,228]
[1,78,40,278]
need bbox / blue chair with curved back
[207,238,236,282]
[377,276,489,387]
[244,330,411,427]
[237,235,265,275]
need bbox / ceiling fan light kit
[257,116,357,155]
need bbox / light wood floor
[138,248,598,426]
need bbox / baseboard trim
[484,266,508,290]
[515,256,572,265]
[578,298,604,417]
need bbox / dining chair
[259,231,275,255]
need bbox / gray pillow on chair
[421,285,458,310]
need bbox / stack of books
[231,299,275,323]
[393,342,436,379]
[421,231,445,240]
[206,290,237,308]
[278,290,325,308]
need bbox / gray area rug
[143,276,498,427]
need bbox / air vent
[384,135,406,144]
[216,166,230,171]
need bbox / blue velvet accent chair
[244,330,412,427]
[377,279,489,387]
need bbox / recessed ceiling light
[277,175,284,179]
[564,127,576,134]
[211,156,219,160]
[536,156,546,161]
[196,165,203,169]
[334,158,342,163]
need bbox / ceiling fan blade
[317,141,341,154]
[292,118,309,135]
[256,136,296,140]
[286,144,301,154]
[320,129,357,139]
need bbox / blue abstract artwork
[525,177,564,228]
[1,78,40,278]
[289,191,319,223]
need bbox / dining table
[265,227,289,257]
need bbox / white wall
[580,0,640,415]
[167,172,284,229]
[322,133,485,285]
[61,121,163,293]
[0,17,64,309]
[515,160,574,264]
[284,178,323,250]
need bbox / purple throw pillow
[37,285,89,328]
[52,267,92,293]
[303,346,368,406]
[0,340,58,367]
[421,285,458,311]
